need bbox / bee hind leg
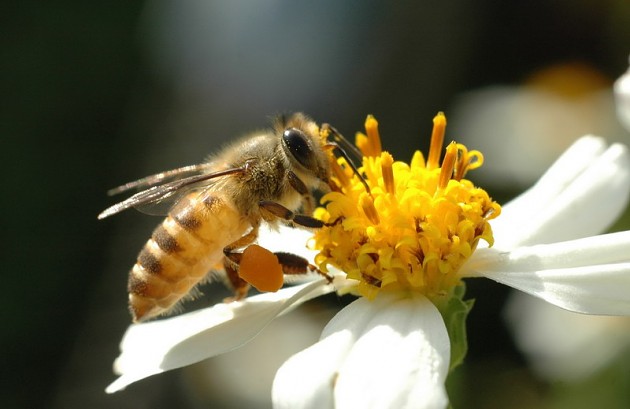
[224,246,333,295]
[223,256,250,301]
[222,226,260,301]
[287,170,315,215]
[256,200,333,282]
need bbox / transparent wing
[98,166,246,219]
[106,163,214,196]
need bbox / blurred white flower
[501,58,630,383]
[450,63,628,188]
[505,291,630,382]
[615,55,630,133]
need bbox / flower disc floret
[313,113,501,300]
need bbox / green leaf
[435,283,474,372]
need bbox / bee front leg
[259,200,324,228]
[257,200,332,283]
[287,170,315,215]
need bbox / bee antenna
[322,124,371,196]
[322,123,363,161]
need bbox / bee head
[278,113,331,185]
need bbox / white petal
[273,292,450,409]
[106,276,338,393]
[491,137,630,248]
[614,55,630,133]
[462,232,630,315]
[258,224,318,261]
[335,294,450,409]
[273,296,379,409]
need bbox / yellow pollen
[313,113,501,301]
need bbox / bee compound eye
[282,128,313,168]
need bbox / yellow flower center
[313,113,501,302]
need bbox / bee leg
[274,251,333,283]
[222,225,260,301]
[259,200,324,228]
[223,256,249,301]
[256,198,334,282]
[287,170,315,214]
[227,247,333,291]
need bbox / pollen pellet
[239,244,284,292]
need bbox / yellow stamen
[331,156,352,189]
[313,113,501,302]
[454,144,484,180]
[427,112,446,170]
[360,193,380,225]
[381,152,395,194]
[438,142,457,190]
[355,115,382,157]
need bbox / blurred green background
[3,1,630,408]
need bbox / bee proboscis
[100,113,359,322]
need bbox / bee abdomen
[128,194,248,322]
[128,217,217,320]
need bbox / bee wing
[106,163,214,196]
[98,166,246,219]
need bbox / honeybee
[99,113,358,322]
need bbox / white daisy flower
[272,114,630,409]
[505,291,630,382]
[615,55,630,133]
[107,112,630,409]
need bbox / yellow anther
[381,152,395,194]
[464,149,484,172]
[454,144,484,181]
[438,142,457,189]
[427,112,447,170]
[360,193,380,225]
[355,115,382,157]
[331,157,352,189]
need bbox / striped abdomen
[128,192,250,321]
